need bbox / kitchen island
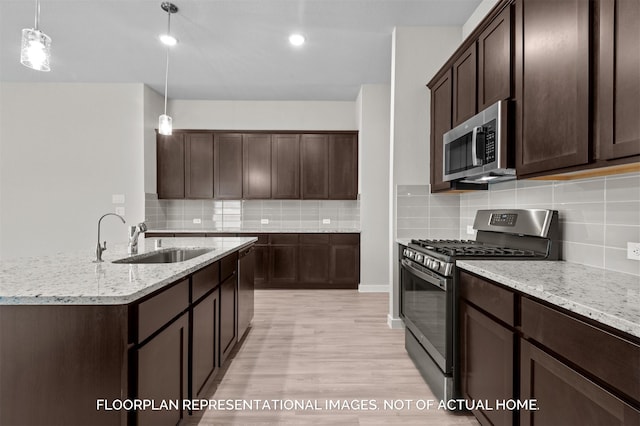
[0,237,256,426]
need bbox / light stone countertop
[0,237,256,306]
[457,260,640,339]
[147,228,361,234]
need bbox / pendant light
[158,2,178,136]
[20,0,51,72]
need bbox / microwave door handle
[471,126,485,166]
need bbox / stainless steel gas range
[399,209,560,402]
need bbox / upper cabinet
[157,133,185,199]
[271,134,300,199]
[429,70,453,193]
[185,133,214,199]
[596,0,640,161]
[214,133,244,199]
[477,5,512,110]
[514,0,590,176]
[157,131,357,200]
[452,44,477,126]
[243,134,272,199]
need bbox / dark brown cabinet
[185,133,214,199]
[301,134,330,199]
[238,246,255,340]
[246,234,269,287]
[514,0,590,176]
[429,70,453,192]
[214,133,243,199]
[452,44,477,126]
[157,133,185,199]
[329,234,360,285]
[597,0,640,161]
[271,134,300,199]
[269,234,298,285]
[243,134,272,199]
[299,234,331,284]
[478,5,512,110]
[329,134,358,199]
[520,339,640,426]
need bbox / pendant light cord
[163,7,171,115]
[34,0,40,30]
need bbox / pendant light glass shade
[20,1,51,72]
[158,114,173,135]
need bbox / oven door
[400,258,453,374]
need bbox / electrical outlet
[112,194,125,204]
[261,219,269,224]
[322,218,331,224]
[193,218,201,224]
[627,242,640,260]
[466,225,475,235]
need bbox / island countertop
[0,237,256,306]
[456,260,640,339]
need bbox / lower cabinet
[299,234,331,284]
[192,290,219,398]
[135,314,189,426]
[270,234,299,285]
[459,301,515,426]
[219,254,238,366]
[458,270,640,426]
[520,339,640,426]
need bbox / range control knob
[403,249,409,257]
[432,260,441,271]
[415,254,423,263]
[425,258,433,269]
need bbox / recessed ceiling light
[160,34,177,46]
[289,33,305,46]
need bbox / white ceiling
[0,0,480,101]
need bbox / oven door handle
[401,259,447,291]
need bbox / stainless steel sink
[113,247,214,264]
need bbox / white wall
[388,27,462,327]
[357,84,391,292]
[168,100,356,130]
[0,83,147,259]
[462,0,501,39]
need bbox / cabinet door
[429,71,453,192]
[520,339,640,426]
[219,274,237,365]
[478,5,512,110]
[329,235,360,287]
[452,44,477,126]
[192,289,218,398]
[157,133,185,199]
[214,133,243,199]
[515,0,590,175]
[329,134,358,200]
[597,0,640,160]
[253,245,269,288]
[299,235,330,284]
[271,134,300,199]
[270,245,298,285]
[460,301,515,426]
[301,134,329,199]
[185,133,214,199]
[243,134,272,199]
[136,314,188,426]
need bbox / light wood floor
[187,290,480,425]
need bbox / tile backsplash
[396,172,640,276]
[145,194,360,231]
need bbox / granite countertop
[0,237,256,306]
[457,260,640,339]
[396,238,413,246]
[147,228,361,234]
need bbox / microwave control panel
[485,119,497,163]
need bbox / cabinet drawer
[459,271,515,327]
[330,233,359,245]
[220,252,238,281]
[300,234,329,244]
[270,234,298,245]
[138,279,189,343]
[192,261,220,302]
[521,297,640,402]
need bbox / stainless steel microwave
[442,100,515,184]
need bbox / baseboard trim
[387,314,405,329]
[358,284,389,293]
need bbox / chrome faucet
[128,222,148,254]
[95,213,126,262]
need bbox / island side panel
[0,304,129,426]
